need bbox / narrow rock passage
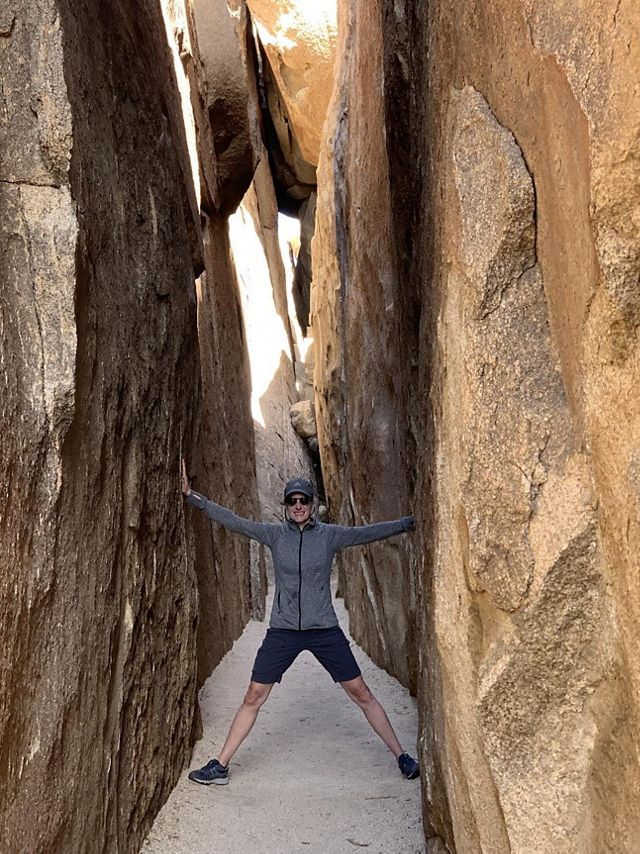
[143,591,424,853]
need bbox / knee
[243,685,269,709]
[347,683,374,708]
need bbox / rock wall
[180,0,314,578]
[0,0,260,849]
[311,0,418,689]
[190,215,265,677]
[430,85,605,853]
[423,2,640,850]
[163,0,266,676]
[312,0,640,850]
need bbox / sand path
[143,593,424,854]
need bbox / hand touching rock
[181,458,192,496]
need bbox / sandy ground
[142,592,425,854]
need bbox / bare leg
[218,681,274,766]
[340,676,404,758]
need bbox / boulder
[247,0,337,179]
[290,399,317,438]
[185,0,263,213]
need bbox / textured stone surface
[289,399,316,439]
[291,191,316,334]
[248,0,337,182]
[191,215,266,675]
[162,0,266,651]
[431,86,604,852]
[0,0,259,849]
[312,0,640,850]
[184,0,262,214]
[311,0,416,689]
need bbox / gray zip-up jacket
[186,491,414,630]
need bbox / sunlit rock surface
[311,0,416,690]
[432,86,604,852]
[229,151,314,530]
[291,191,316,334]
[248,0,337,197]
[161,0,265,671]
[4,0,640,849]
[313,0,640,850]
[185,0,262,214]
[290,399,316,439]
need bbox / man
[181,460,419,785]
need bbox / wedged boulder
[186,0,263,213]
[163,0,262,215]
[290,399,316,439]
[247,0,337,185]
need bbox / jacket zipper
[298,528,304,630]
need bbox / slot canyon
[1,0,640,851]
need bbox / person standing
[181,460,419,786]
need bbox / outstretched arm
[181,458,278,547]
[328,515,415,551]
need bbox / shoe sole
[188,774,229,786]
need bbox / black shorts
[251,626,362,684]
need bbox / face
[286,492,312,524]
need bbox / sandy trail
[143,592,424,854]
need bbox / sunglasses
[285,494,311,506]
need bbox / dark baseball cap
[283,477,315,500]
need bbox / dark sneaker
[398,752,420,780]
[188,758,229,786]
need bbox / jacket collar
[286,514,318,531]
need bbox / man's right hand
[181,458,192,496]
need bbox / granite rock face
[0,0,259,849]
[311,0,416,689]
[291,191,316,334]
[312,0,640,850]
[430,86,604,852]
[162,0,266,671]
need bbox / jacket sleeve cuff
[185,490,206,510]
